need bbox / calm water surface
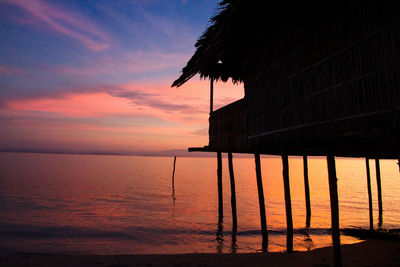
[0,152,399,254]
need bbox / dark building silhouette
[173,0,400,158]
[172,1,399,266]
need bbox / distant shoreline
[0,150,373,159]
[0,150,282,158]
[0,150,215,158]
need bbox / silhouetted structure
[171,156,177,200]
[173,1,400,266]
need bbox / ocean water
[0,152,399,254]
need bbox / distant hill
[0,148,257,158]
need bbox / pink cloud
[0,78,244,151]
[2,77,244,123]
[0,65,22,75]
[4,92,135,117]
[2,89,204,126]
[77,51,190,75]
[19,51,190,77]
[1,0,111,51]
[0,92,209,151]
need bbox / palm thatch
[171,0,346,87]
[171,0,242,87]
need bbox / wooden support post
[254,153,268,250]
[303,155,311,228]
[327,155,342,267]
[228,152,237,232]
[365,158,373,230]
[397,159,400,173]
[217,151,223,219]
[171,156,177,199]
[210,78,214,115]
[375,159,383,228]
[282,154,293,253]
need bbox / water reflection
[231,231,237,253]
[302,222,314,251]
[171,195,176,227]
[216,216,224,253]
[378,213,383,229]
[171,175,176,226]
[261,235,268,252]
[1,153,399,255]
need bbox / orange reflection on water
[0,153,399,254]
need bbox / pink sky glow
[1,78,244,153]
[0,0,243,154]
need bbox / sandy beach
[1,239,400,267]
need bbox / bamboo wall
[209,99,247,149]
[242,0,400,156]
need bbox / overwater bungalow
[172,1,400,266]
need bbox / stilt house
[172,1,400,265]
[172,0,400,158]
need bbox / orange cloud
[1,78,243,152]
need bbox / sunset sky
[0,0,243,154]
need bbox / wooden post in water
[282,154,293,253]
[171,156,177,199]
[303,155,311,227]
[365,158,373,230]
[327,155,342,267]
[397,159,400,173]
[210,78,214,115]
[228,152,237,232]
[217,151,223,219]
[375,158,383,228]
[254,153,268,249]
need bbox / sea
[0,152,399,255]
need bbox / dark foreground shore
[1,240,400,267]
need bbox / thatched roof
[171,0,349,87]
[171,0,243,87]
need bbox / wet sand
[1,239,400,266]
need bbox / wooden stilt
[217,151,223,219]
[282,154,293,253]
[254,153,268,250]
[303,155,311,228]
[375,159,383,228]
[228,152,237,232]
[210,78,214,115]
[171,156,176,199]
[327,155,342,267]
[365,158,373,230]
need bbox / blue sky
[0,0,243,153]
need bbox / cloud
[81,50,190,75]
[0,65,22,75]
[109,88,202,114]
[190,127,208,136]
[3,50,189,78]
[0,76,244,121]
[1,0,111,51]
